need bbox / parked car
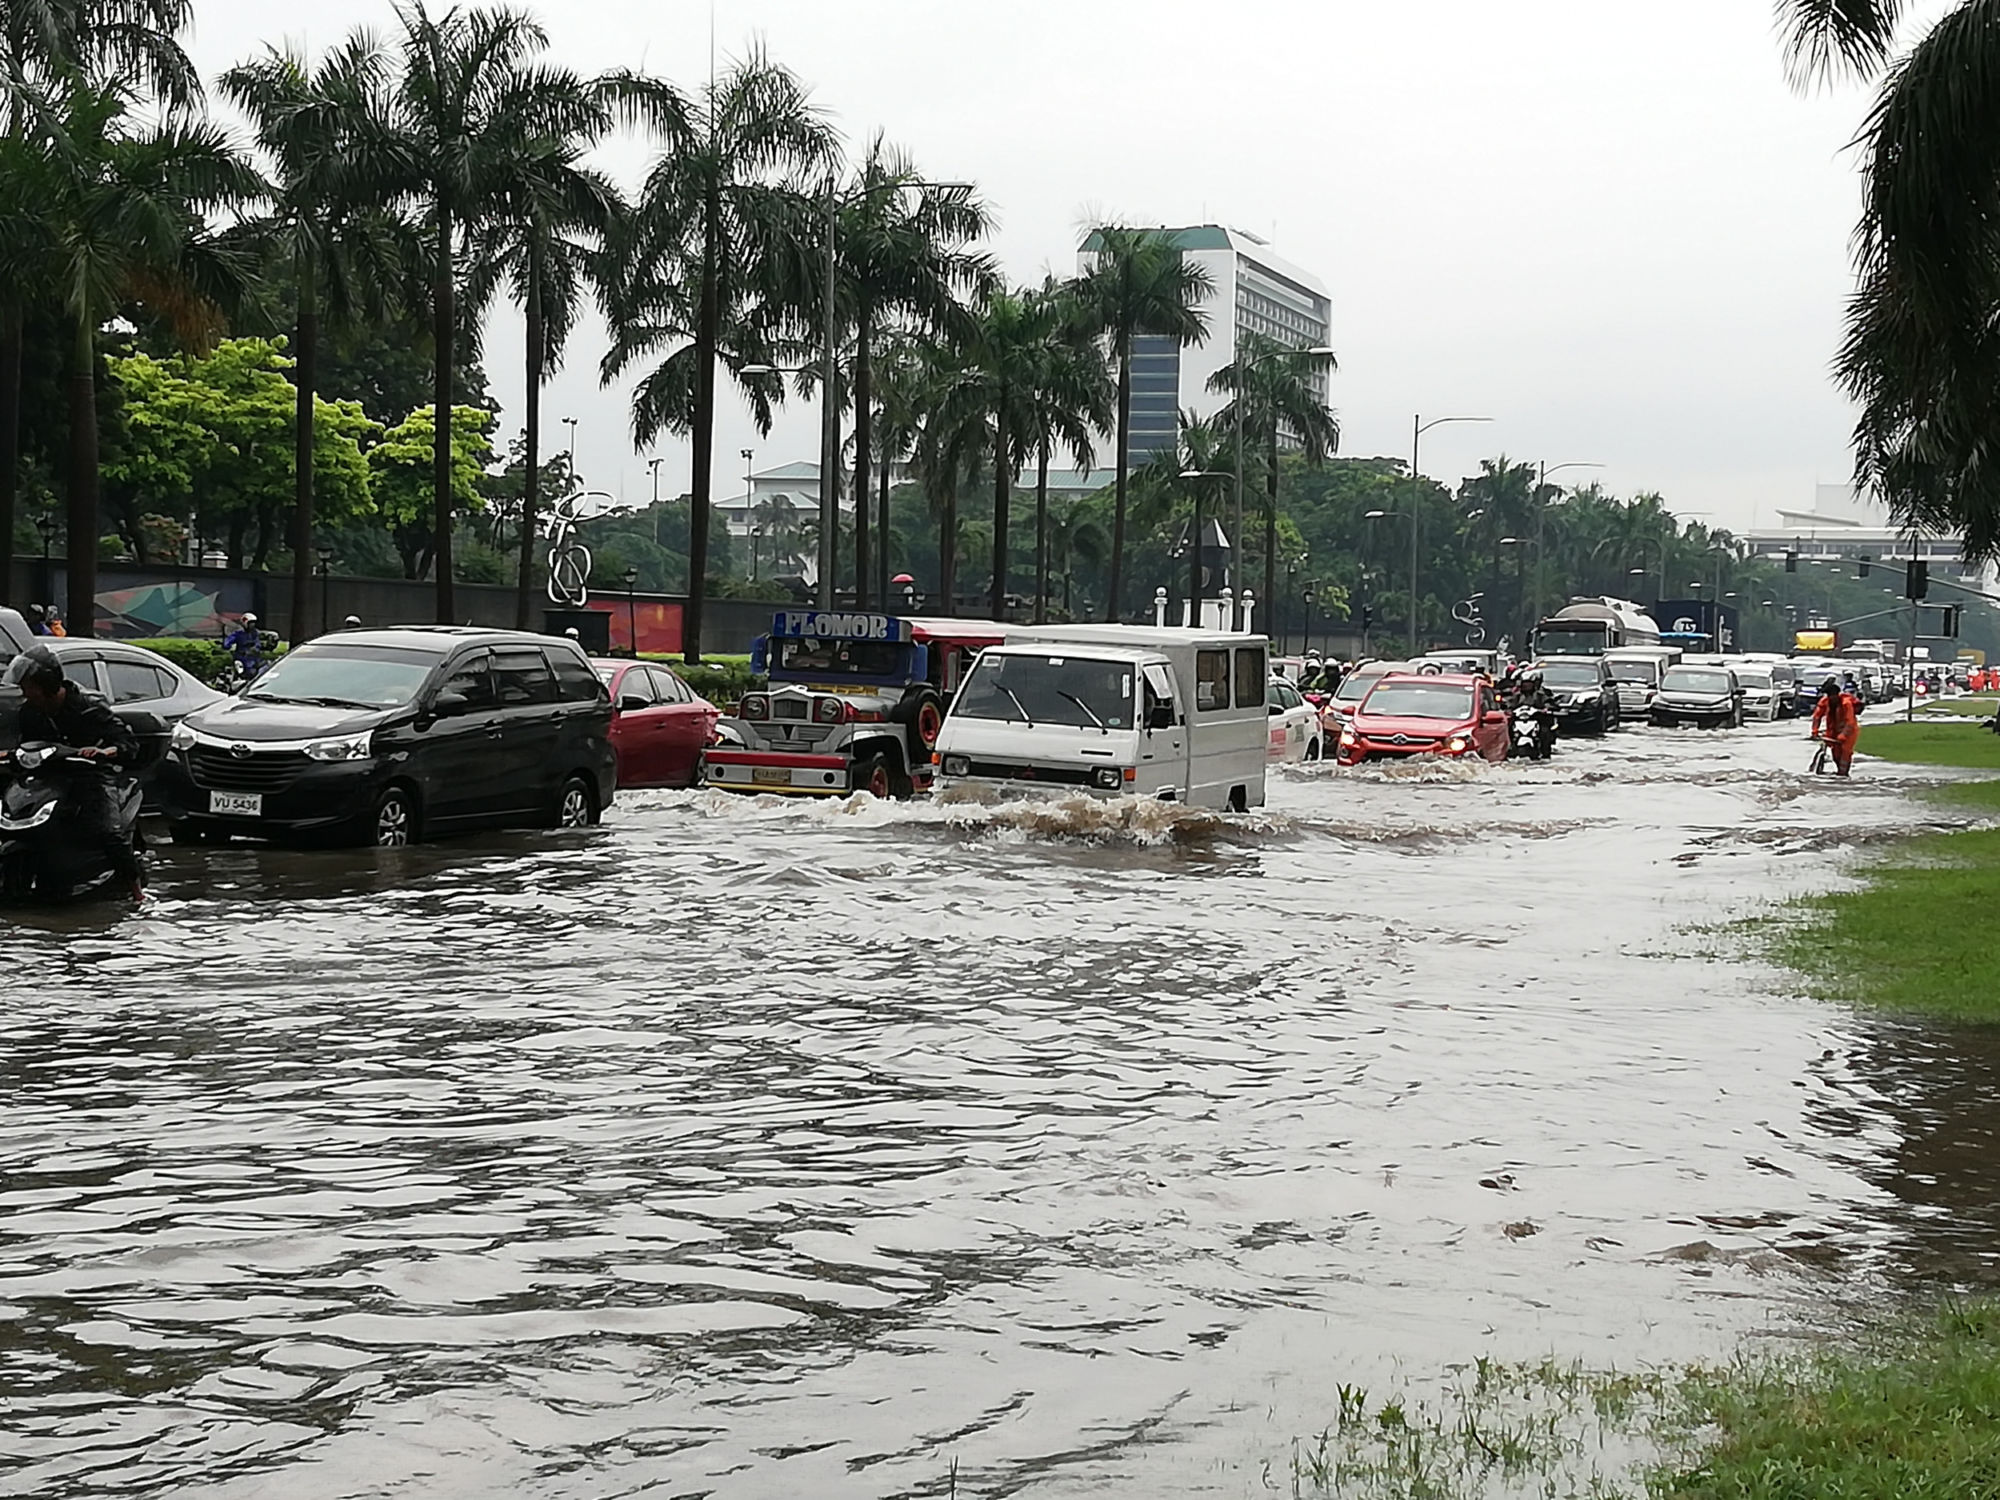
[161,627,616,847]
[1650,664,1745,728]
[1266,675,1322,762]
[1335,671,1511,765]
[0,607,37,753]
[1532,657,1621,735]
[594,658,718,788]
[42,638,226,809]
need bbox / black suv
[1532,656,1621,735]
[0,607,39,751]
[161,627,616,846]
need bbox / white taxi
[1267,676,1323,762]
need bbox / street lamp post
[1409,413,1493,654]
[1180,468,1230,625]
[562,417,578,468]
[1531,460,1602,630]
[622,565,639,657]
[1301,583,1316,658]
[1232,344,1335,619]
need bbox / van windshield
[1537,661,1603,688]
[1607,660,1659,684]
[773,639,908,679]
[1664,669,1732,693]
[954,654,1135,729]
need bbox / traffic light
[1942,605,1960,638]
[1907,559,1929,599]
[1360,605,1373,632]
[1785,550,1798,573]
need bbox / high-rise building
[1078,225,1333,468]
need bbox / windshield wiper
[998,686,1035,725]
[247,693,377,710]
[1059,691,1106,732]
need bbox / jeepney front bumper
[704,747,855,795]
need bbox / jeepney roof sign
[769,610,911,643]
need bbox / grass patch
[1925,696,1999,717]
[1278,1302,2000,1499]
[1857,717,2000,769]
[1658,1301,2000,1498]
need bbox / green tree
[1073,226,1211,620]
[222,33,404,642]
[461,63,615,629]
[367,403,495,580]
[1,82,255,631]
[1207,333,1340,620]
[0,0,200,606]
[1018,277,1109,623]
[388,0,588,623]
[603,51,834,660]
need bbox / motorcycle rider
[223,612,264,679]
[4,645,145,899]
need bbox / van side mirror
[1147,704,1176,731]
[1268,702,1283,716]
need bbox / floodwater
[1,717,1994,1497]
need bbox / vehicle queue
[0,594,1972,899]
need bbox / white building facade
[1078,225,1333,467]
[1745,484,1996,592]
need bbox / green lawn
[1858,717,2000,769]
[1661,1303,2000,1499]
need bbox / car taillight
[741,694,769,720]
[814,696,845,723]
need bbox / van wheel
[1305,737,1322,761]
[855,754,893,800]
[553,774,596,829]
[370,785,418,847]
[1228,786,1248,813]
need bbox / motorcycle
[1509,703,1556,760]
[0,741,148,903]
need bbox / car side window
[617,668,657,707]
[544,647,604,703]
[1234,648,1267,709]
[106,658,169,703]
[1143,663,1180,725]
[61,656,106,696]
[493,648,557,706]
[1194,650,1230,712]
[438,653,496,709]
[649,667,689,703]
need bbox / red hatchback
[594,660,719,788]
[1335,671,1510,766]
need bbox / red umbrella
[891,573,916,585]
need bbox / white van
[1603,645,1682,717]
[934,625,1269,810]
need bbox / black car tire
[1305,736,1322,761]
[369,785,418,848]
[553,773,596,829]
[1,850,32,903]
[854,753,894,800]
[1654,714,1676,729]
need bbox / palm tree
[1207,334,1340,623]
[3,82,255,633]
[0,0,200,607]
[461,72,616,629]
[602,51,834,661]
[1073,225,1210,620]
[221,35,406,647]
[1457,457,1537,642]
[388,0,592,623]
[829,136,991,608]
[1020,277,1110,623]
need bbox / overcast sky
[178,0,1948,534]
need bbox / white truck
[933,624,1270,810]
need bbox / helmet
[4,643,63,693]
[564,627,580,640]
[241,612,258,626]
[343,615,361,628]
[1519,668,1543,687]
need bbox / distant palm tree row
[0,1,1346,657]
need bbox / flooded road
[1,719,1991,1497]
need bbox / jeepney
[703,611,1022,798]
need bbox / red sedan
[594,659,719,788]
[1335,671,1511,766]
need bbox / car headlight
[1445,735,1470,753]
[942,755,969,777]
[1092,766,1123,789]
[303,729,374,762]
[169,721,197,752]
[1338,728,1358,745]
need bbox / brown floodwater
[0,717,1991,1497]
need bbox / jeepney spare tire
[893,689,946,750]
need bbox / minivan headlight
[169,721,197,752]
[1092,766,1122,789]
[303,729,373,762]
[942,755,969,777]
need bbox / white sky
[179,0,1952,533]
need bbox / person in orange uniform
[1811,676,1862,777]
